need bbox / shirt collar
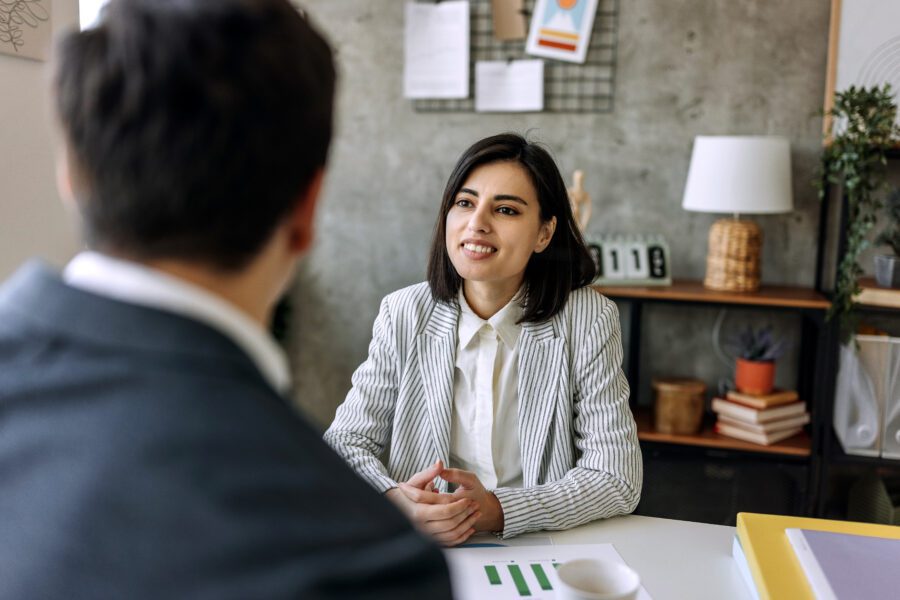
[63,251,291,394]
[457,287,524,350]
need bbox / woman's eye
[497,206,519,216]
[455,199,473,208]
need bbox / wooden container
[652,378,706,435]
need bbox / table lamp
[681,136,793,292]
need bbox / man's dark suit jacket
[0,262,451,599]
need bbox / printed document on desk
[444,543,652,599]
[786,528,900,600]
[475,60,544,112]
[404,1,469,99]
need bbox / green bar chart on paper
[480,561,557,597]
[445,543,649,600]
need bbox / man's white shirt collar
[64,251,291,394]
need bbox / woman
[324,133,641,545]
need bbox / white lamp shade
[681,136,793,214]
[80,0,109,30]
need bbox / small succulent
[876,188,900,257]
[727,325,788,362]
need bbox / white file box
[834,335,900,458]
[877,337,900,459]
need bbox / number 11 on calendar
[589,234,672,286]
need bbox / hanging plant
[817,84,899,341]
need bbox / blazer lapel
[417,300,458,470]
[517,318,566,486]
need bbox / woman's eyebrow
[458,188,529,206]
[493,194,528,206]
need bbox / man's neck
[140,258,275,327]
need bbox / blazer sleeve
[492,298,643,538]
[323,296,401,493]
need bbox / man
[0,0,451,597]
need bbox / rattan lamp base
[703,218,761,292]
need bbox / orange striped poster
[525,0,599,64]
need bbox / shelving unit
[593,279,832,523]
[814,149,900,521]
[633,408,811,457]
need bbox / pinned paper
[475,60,544,113]
[526,0,599,64]
[403,1,470,99]
[491,0,527,41]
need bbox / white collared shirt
[449,288,524,490]
[63,251,291,394]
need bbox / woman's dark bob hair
[427,133,597,323]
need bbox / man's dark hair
[53,0,336,270]
[427,133,597,323]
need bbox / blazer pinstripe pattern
[324,282,642,538]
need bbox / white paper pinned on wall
[475,60,544,112]
[403,1,470,99]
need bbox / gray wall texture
[288,0,833,427]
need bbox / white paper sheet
[475,60,544,112]
[403,1,470,99]
[444,543,653,599]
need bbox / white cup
[555,559,641,600]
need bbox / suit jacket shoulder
[0,262,451,599]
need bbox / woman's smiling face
[445,161,556,292]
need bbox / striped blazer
[324,282,642,538]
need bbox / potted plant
[818,84,899,340]
[874,188,900,288]
[727,325,788,395]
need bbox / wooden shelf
[854,277,900,310]
[634,408,811,457]
[594,280,830,310]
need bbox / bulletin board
[413,0,619,114]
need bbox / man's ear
[55,146,78,213]
[287,168,325,254]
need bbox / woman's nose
[467,205,491,232]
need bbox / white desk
[512,515,752,600]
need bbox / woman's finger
[439,467,480,490]
[405,459,444,489]
[432,510,481,540]
[413,497,473,524]
[398,482,457,505]
[425,503,478,534]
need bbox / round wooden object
[704,218,762,292]
[652,378,706,435]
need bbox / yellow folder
[736,512,900,600]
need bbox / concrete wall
[289,0,834,427]
[0,1,80,279]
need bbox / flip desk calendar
[588,234,672,286]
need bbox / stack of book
[712,389,808,445]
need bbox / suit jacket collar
[0,261,269,389]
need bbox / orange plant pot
[735,358,775,395]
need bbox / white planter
[874,254,900,288]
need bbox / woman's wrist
[482,491,505,533]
